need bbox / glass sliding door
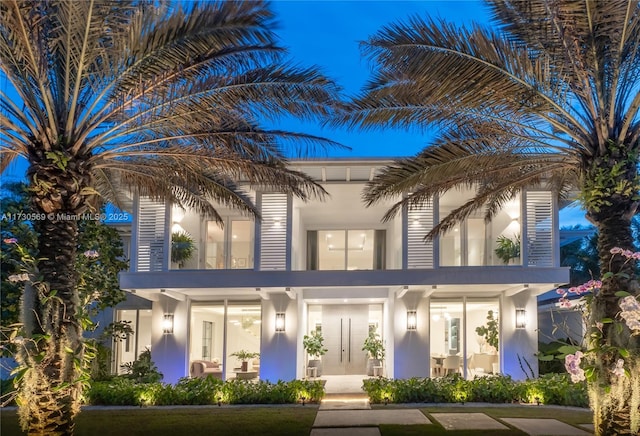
[206,219,254,269]
[429,300,465,377]
[466,299,500,377]
[190,301,261,380]
[115,309,152,374]
[309,229,384,270]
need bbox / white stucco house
[115,158,569,384]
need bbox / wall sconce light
[275,312,285,332]
[515,309,526,329]
[163,314,174,334]
[407,310,417,331]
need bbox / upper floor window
[206,219,254,269]
[439,188,521,266]
[307,229,385,270]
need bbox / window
[190,302,261,380]
[206,219,254,269]
[115,309,152,374]
[307,229,385,270]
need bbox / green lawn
[0,404,593,436]
[0,406,319,436]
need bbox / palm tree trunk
[17,155,93,435]
[589,202,640,436]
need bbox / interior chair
[430,357,443,377]
[442,355,461,376]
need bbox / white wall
[260,294,298,382]
[394,292,430,378]
[501,289,539,380]
[151,295,190,384]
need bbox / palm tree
[339,1,640,434]
[0,1,342,433]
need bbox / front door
[322,305,369,375]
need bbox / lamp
[407,310,417,331]
[515,309,526,329]
[163,314,174,334]
[275,312,285,332]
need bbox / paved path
[311,397,593,435]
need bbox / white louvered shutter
[407,205,434,269]
[259,193,288,270]
[137,197,166,271]
[525,191,553,267]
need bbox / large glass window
[309,229,384,270]
[439,187,521,266]
[115,309,152,374]
[206,219,254,269]
[429,298,500,379]
[190,301,261,380]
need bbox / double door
[321,305,369,375]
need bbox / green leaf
[602,272,614,280]
[619,348,630,358]
[557,345,581,355]
[615,291,632,297]
[538,355,554,361]
[600,318,614,323]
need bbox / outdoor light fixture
[407,310,417,331]
[163,314,174,334]
[515,309,526,329]
[275,312,285,332]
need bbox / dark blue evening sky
[271,0,490,157]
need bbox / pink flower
[83,250,99,258]
[611,359,625,377]
[610,247,623,254]
[3,238,17,244]
[559,297,573,308]
[564,351,585,383]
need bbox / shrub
[520,373,588,407]
[120,348,163,383]
[468,374,519,403]
[85,377,324,406]
[87,378,162,406]
[363,374,587,407]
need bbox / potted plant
[171,231,195,268]
[494,234,520,264]
[230,350,259,372]
[475,310,499,353]
[362,331,385,376]
[303,331,327,376]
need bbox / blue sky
[271,0,491,157]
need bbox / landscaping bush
[520,373,588,407]
[363,373,587,407]
[87,378,162,406]
[85,377,324,406]
[155,376,223,405]
[468,374,520,403]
